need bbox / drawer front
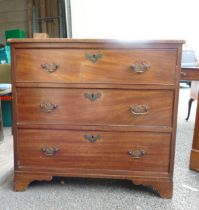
[16,88,174,127]
[15,49,177,84]
[17,129,171,173]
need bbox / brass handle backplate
[84,134,101,143]
[84,92,101,101]
[131,62,150,73]
[85,53,103,63]
[131,104,148,115]
[40,102,57,113]
[41,147,60,156]
[41,63,59,73]
[128,149,145,159]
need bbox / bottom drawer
[17,129,171,173]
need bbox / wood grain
[0,100,3,141]
[17,129,171,172]
[15,49,177,85]
[180,68,199,81]
[11,39,183,198]
[189,92,199,172]
[16,88,174,127]
[14,172,52,191]
[133,178,173,199]
[9,38,185,44]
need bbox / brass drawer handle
[40,102,57,113]
[84,134,101,143]
[84,92,101,101]
[41,63,59,73]
[41,147,60,156]
[128,149,145,159]
[131,104,148,115]
[85,53,103,63]
[131,62,150,73]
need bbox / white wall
[70,0,199,50]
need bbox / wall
[70,0,199,50]
[0,0,27,44]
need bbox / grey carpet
[0,86,199,210]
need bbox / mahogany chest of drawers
[10,39,184,198]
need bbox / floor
[0,87,199,210]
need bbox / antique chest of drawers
[10,39,184,198]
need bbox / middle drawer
[16,88,174,127]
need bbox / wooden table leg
[190,95,199,171]
[0,99,4,142]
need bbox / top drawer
[14,49,177,85]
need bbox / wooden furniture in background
[27,0,67,38]
[190,101,199,171]
[181,68,199,80]
[33,33,49,39]
[10,39,184,198]
[0,100,3,141]
[185,81,199,121]
[181,67,199,172]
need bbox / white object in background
[190,81,199,100]
[0,84,11,91]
